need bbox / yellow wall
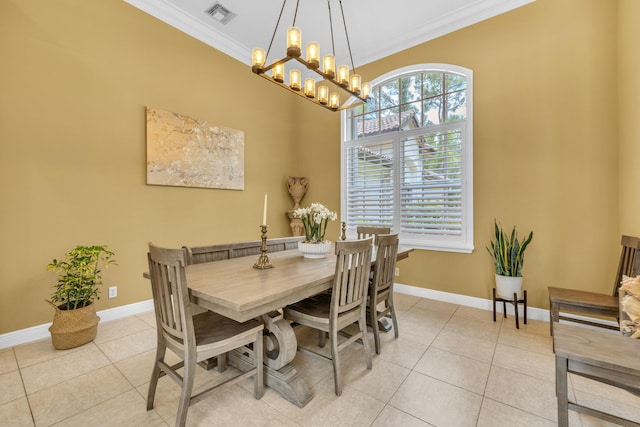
[619,0,640,236]
[0,0,299,333]
[1,0,636,335]
[359,0,623,308]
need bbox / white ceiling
[124,0,534,70]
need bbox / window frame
[340,64,474,253]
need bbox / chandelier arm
[327,0,336,56]
[254,71,363,111]
[265,0,289,61]
[291,57,367,102]
[338,0,356,73]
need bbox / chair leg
[371,305,381,355]
[147,343,166,410]
[360,314,372,370]
[254,330,264,399]
[217,353,227,372]
[176,351,196,427]
[389,300,399,339]
[330,328,342,396]
[318,330,327,348]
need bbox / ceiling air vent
[206,3,237,25]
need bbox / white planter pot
[495,274,523,299]
[298,241,332,259]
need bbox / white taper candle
[262,193,268,225]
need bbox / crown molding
[123,0,249,63]
[356,0,536,66]
[124,0,535,68]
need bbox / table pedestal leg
[232,310,312,407]
[228,348,313,407]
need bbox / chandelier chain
[265,0,289,62]
[327,0,336,56]
[338,0,356,74]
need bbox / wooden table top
[186,245,413,323]
[553,323,640,376]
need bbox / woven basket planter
[48,302,100,350]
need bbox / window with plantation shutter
[341,64,474,253]
[345,140,394,229]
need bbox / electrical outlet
[108,286,117,299]
[395,268,400,277]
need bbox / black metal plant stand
[493,288,527,329]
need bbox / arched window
[341,64,473,252]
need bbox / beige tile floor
[2,294,640,427]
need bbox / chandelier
[251,0,370,112]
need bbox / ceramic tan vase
[287,176,308,209]
[287,177,308,236]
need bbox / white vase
[495,274,523,299]
[298,241,332,259]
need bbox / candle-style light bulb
[304,78,316,98]
[290,69,301,91]
[306,42,320,68]
[286,27,302,57]
[329,92,340,109]
[251,48,265,70]
[322,55,335,79]
[349,74,362,94]
[272,63,284,83]
[318,86,329,105]
[337,65,349,86]
[362,82,371,99]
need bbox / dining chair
[146,243,264,427]
[548,235,640,336]
[284,238,374,396]
[356,226,391,242]
[369,233,400,354]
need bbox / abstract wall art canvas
[146,106,244,190]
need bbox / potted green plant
[293,202,337,258]
[46,245,116,349]
[486,220,533,299]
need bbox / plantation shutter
[400,125,464,236]
[345,140,394,228]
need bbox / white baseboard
[394,283,549,321]
[394,283,618,329]
[0,300,155,349]
[1,285,618,349]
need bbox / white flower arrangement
[293,202,337,243]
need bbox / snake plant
[486,220,533,277]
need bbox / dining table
[145,243,413,407]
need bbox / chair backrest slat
[148,244,193,344]
[372,234,400,296]
[613,235,640,296]
[356,226,391,242]
[332,238,373,317]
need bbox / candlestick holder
[253,225,274,269]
